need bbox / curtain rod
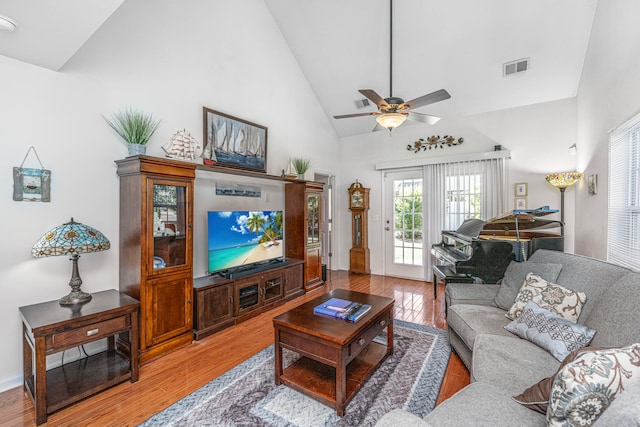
[374,149,511,170]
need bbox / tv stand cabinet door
[263,270,284,305]
[194,282,234,339]
[234,276,262,317]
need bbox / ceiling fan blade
[408,111,441,125]
[403,89,451,110]
[333,112,379,119]
[358,89,390,108]
[372,123,387,132]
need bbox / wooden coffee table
[273,289,394,416]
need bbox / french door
[384,170,425,280]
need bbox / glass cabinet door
[150,180,189,271]
[307,194,320,245]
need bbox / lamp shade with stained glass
[545,172,583,189]
[545,172,582,234]
[32,218,110,305]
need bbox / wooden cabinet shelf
[193,259,304,340]
[285,182,325,291]
[116,155,195,364]
[195,163,306,182]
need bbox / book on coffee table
[313,297,372,322]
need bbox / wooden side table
[19,289,140,425]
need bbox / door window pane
[392,178,423,266]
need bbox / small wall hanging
[13,146,51,202]
[215,182,261,197]
[407,135,464,153]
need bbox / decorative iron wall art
[407,135,464,153]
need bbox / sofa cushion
[446,304,513,351]
[512,346,606,414]
[494,261,563,310]
[528,250,631,321]
[504,301,596,361]
[424,382,547,427]
[585,271,640,347]
[505,274,586,322]
[445,283,500,307]
[472,334,560,394]
[593,379,640,426]
[547,343,640,426]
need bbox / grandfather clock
[348,180,371,274]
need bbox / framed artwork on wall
[515,182,528,197]
[515,198,528,210]
[202,107,268,173]
[215,182,261,197]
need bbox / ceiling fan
[333,0,451,131]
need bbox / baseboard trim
[0,376,22,393]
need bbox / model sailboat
[163,129,201,161]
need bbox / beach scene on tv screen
[208,211,283,273]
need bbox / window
[608,112,640,270]
[444,173,482,230]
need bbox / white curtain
[423,157,509,275]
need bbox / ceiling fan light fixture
[376,113,406,130]
[0,13,17,32]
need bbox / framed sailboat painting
[202,107,268,173]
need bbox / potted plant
[103,107,161,156]
[292,157,311,179]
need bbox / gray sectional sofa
[376,249,640,426]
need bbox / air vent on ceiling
[503,58,530,76]
[354,98,371,109]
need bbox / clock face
[352,190,363,207]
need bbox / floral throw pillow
[506,273,586,322]
[547,343,640,426]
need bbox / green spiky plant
[292,157,311,175]
[103,107,161,145]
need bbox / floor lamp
[545,172,582,235]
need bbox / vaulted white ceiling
[264,0,597,138]
[0,0,124,71]
[0,0,597,138]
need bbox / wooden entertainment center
[193,258,304,340]
[116,156,323,361]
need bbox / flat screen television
[207,210,284,275]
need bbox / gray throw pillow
[494,261,562,310]
[504,301,595,361]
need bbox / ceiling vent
[503,58,530,76]
[354,98,371,109]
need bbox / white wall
[575,0,640,260]
[466,98,578,252]
[0,0,339,391]
[335,100,578,275]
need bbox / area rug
[140,319,450,426]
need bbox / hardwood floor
[0,271,470,426]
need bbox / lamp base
[59,290,92,306]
